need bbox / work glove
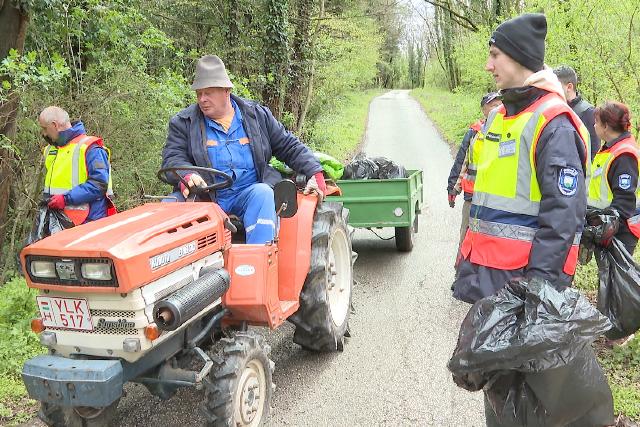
[447,188,458,208]
[303,172,327,200]
[47,194,66,210]
[181,173,207,198]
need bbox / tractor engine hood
[21,203,231,293]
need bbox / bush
[0,276,44,424]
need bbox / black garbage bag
[25,202,74,246]
[370,156,407,179]
[448,278,614,427]
[342,153,379,180]
[595,238,640,340]
[342,153,408,180]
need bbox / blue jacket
[52,122,110,222]
[161,95,322,197]
[447,126,478,202]
[203,99,258,200]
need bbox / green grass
[410,87,481,146]
[417,82,640,422]
[574,258,640,421]
[308,88,385,161]
[0,276,45,426]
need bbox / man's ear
[567,82,575,92]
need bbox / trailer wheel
[289,202,353,352]
[39,400,119,427]
[395,203,418,252]
[203,331,274,427]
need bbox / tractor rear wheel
[290,202,353,352]
[39,400,119,427]
[202,331,274,427]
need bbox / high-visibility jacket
[460,92,590,276]
[460,120,483,196]
[44,135,113,225]
[588,134,640,238]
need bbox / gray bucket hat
[191,55,234,90]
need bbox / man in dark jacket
[554,65,599,158]
[453,14,590,303]
[162,55,325,244]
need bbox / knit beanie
[489,13,547,72]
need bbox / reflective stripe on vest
[460,93,590,275]
[461,120,484,195]
[43,135,113,225]
[588,135,640,209]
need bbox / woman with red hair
[588,101,640,253]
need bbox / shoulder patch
[619,173,632,190]
[558,167,579,196]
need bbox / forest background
[0,0,638,424]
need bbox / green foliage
[410,86,482,145]
[0,276,44,379]
[307,88,384,161]
[0,49,69,106]
[307,15,382,124]
[0,276,44,424]
[424,0,640,138]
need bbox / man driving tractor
[161,55,326,244]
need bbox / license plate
[36,296,93,331]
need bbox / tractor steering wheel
[157,166,234,194]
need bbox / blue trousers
[165,183,276,244]
[218,184,276,244]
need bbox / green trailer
[328,169,424,252]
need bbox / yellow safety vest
[588,135,640,238]
[461,120,484,195]
[461,92,590,275]
[588,135,640,209]
[44,135,113,225]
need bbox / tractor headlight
[81,263,112,281]
[30,261,57,278]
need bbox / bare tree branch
[422,0,479,32]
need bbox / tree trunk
[224,0,241,71]
[262,0,289,119]
[285,0,313,130]
[296,0,324,134]
[0,0,29,265]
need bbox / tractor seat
[228,215,246,243]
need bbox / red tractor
[20,167,353,426]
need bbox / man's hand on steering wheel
[157,166,234,200]
[181,174,207,198]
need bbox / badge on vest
[498,140,516,158]
[558,167,579,196]
[486,132,501,142]
[593,167,603,178]
[619,173,632,190]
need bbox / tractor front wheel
[202,331,274,427]
[290,202,353,352]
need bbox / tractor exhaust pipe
[153,267,230,331]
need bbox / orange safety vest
[460,93,590,275]
[460,120,484,196]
